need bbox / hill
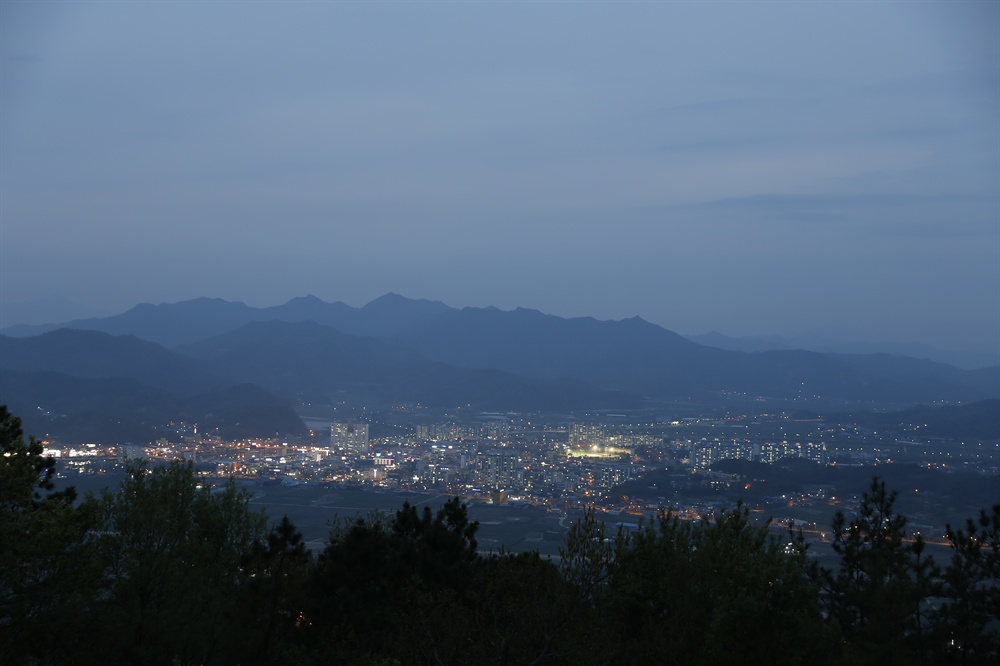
[175,319,641,411]
[0,323,640,443]
[4,294,997,406]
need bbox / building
[480,448,523,491]
[569,423,605,448]
[331,422,369,454]
[598,463,631,489]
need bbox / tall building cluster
[691,440,827,470]
[416,421,512,442]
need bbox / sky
[1,1,998,356]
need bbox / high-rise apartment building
[569,423,605,447]
[331,422,369,453]
[480,449,523,491]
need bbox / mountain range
[1,293,997,442]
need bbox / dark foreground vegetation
[2,405,997,665]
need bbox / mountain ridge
[0,321,640,442]
[2,294,997,408]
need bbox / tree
[226,514,314,664]
[824,476,937,664]
[0,404,74,510]
[303,498,482,664]
[932,503,1000,664]
[464,551,594,666]
[392,496,480,581]
[557,507,629,606]
[0,405,97,665]
[87,458,267,665]
[602,502,829,665]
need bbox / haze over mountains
[6,293,996,369]
[1,294,997,442]
[685,331,999,372]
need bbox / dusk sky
[2,2,997,356]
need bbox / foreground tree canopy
[1,405,998,665]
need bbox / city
[43,404,1000,558]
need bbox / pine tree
[933,504,1000,664]
[824,476,937,665]
[602,502,830,665]
[0,405,97,664]
[87,459,267,664]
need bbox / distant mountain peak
[280,294,329,308]
[136,297,250,311]
[363,292,450,312]
[363,292,411,308]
